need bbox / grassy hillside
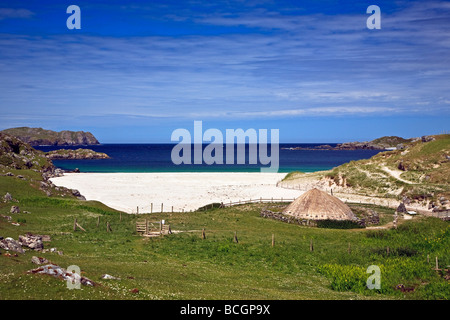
[1,133,448,300]
[1,170,449,300]
[323,134,450,207]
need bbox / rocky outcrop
[10,206,20,214]
[1,127,100,146]
[0,132,56,174]
[283,136,412,151]
[45,148,110,160]
[19,233,44,251]
[0,237,25,254]
[27,264,96,286]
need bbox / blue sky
[0,0,449,143]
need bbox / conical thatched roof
[282,188,356,221]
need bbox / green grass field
[0,173,449,300]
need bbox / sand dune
[50,172,304,213]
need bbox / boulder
[421,135,435,143]
[71,189,81,197]
[101,274,121,280]
[19,233,43,251]
[31,256,49,265]
[0,237,24,254]
[10,206,20,214]
[28,264,95,286]
[396,202,408,214]
[3,192,13,202]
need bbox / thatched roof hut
[282,188,356,221]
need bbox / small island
[45,148,110,160]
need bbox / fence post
[161,203,163,213]
[234,231,239,243]
[136,206,139,215]
[202,228,206,240]
[151,203,153,213]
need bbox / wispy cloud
[0,0,449,137]
[0,8,34,20]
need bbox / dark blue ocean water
[34,144,382,173]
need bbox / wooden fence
[222,197,296,207]
[431,210,450,220]
[136,219,172,237]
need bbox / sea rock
[0,237,25,254]
[45,149,110,160]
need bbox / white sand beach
[50,172,304,213]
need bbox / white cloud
[0,8,34,20]
[0,0,449,128]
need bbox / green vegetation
[0,133,448,300]
[324,134,450,204]
[1,127,99,146]
[1,171,448,300]
[370,136,411,149]
[45,148,110,160]
[282,171,304,181]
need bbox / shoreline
[50,172,304,213]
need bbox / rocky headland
[283,136,413,150]
[0,127,100,146]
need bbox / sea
[34,143,382,173]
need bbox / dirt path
[380,165,415,184]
